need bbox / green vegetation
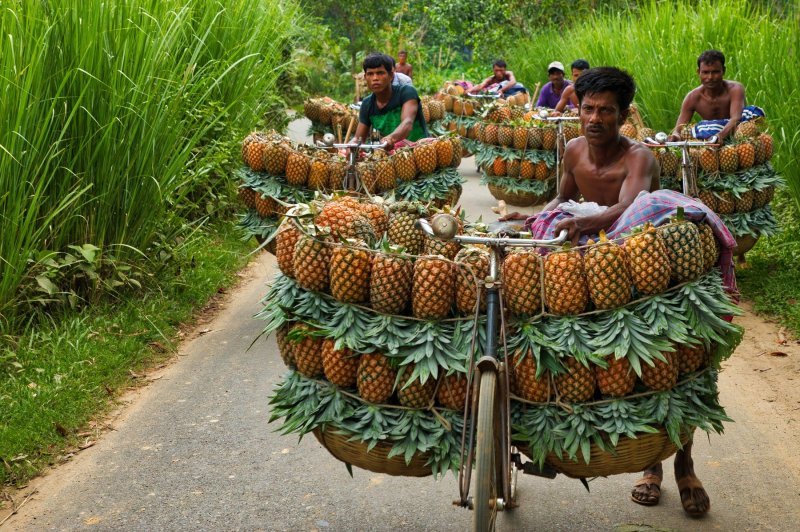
[506,0,799,207]
[0,221,253,486]
[0,0,302,330]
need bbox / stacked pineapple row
[435,81,530,117]
[303,96,447,135]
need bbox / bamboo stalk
[530,81,542,107]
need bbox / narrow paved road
[6,119,799,531]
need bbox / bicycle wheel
[473,370,501,531]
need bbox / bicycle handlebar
[643,133,719,148]
[417,217,568,247]
[466,93,501,99]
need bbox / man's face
[493,66,506,79]
[549,70,565,86]
[365,66,392,93]
[398,52,407,64]
[579,91,628,144]
[698,61,724,90]
[572,68,584,80]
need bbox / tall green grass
[506,0,799,205]
[0,0,302,330]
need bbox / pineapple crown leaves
[719,206,779,238]
[588,308,673,376]
[285,323,326,343]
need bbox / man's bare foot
[631,463,663,506]
[674,437,710,517]
[676,475,710,517]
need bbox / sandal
[630,473,662,506]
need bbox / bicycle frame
[542,115,580,192]
[417,217,566,527]
[313,140,386,191]
[643,134,719,197]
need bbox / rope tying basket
[516,427,693,479]
[313,427,433,477]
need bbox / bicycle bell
[655,131,668,144]
[538,109,550,119]
[321,133,335,146]
[430,214,459,241]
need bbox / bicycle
[642,132,719,197]
[315,138,386,191]
[417,215,567,531]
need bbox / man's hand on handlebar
[497,212,528,222]
[380,135,396,151]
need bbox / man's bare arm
[498,71,517,94]
[468,76,493,93]
[553,85,575,114]
[350,122,370,144]
[717,82,745,141]
[669,91,698,140]
[381,99,418,149]
[555,146,656,242]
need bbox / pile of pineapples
[303,97,357,135]
[265,199,742,473]
[654,119,782,245]
[237,132,465,243]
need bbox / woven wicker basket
[313,427,433,477]
[487,183,549,207]
[516,427,692,479]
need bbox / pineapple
[241,133,267,171]
[388,201,427,255]
[640,352,678,391]
[450,137,463,167]
[506,158,521,178]
[527,127,543,149]
[424,209,462,260]
[657,208,704,283]
[315,201,376,244]
[595,356,636,397]
[254,193,278,218]
[625,223,671,295]
[393,149,418,182]
[715,191,736,214]
[291,325,324,378]
[636,127,656,143]
[285,151,310,186]
[697,223,719,271]
[322,338,359,388]
[275,221,301,278]
[758,133,774,160]
[503,249,542,316]
[355,201,389,236]
[718,145,738,174]
[327,158,348,190]
[534,161,549,181]
[358,161,378,191]
[520,159,535,180]
[370,244,414,315]
[357,353,396,403]
[679,123,695,140]
[554,357,596,403]
[541,127,557,151]
[513,127,528,150]
[373,158,397,192]
[412,255,455,319]
[498,125,514,147]
[308,158,330,190]
[734,190,754,213]
[491,157,507,177]
[238,187,256,209]
[584,230,632,310]
[437,372,468,410]
[752,187,771,209]
[544,245,589,315]
[329,240,372,303]
[293,228,331,292]
[435,138,454,169]
[660,150,680,177]
[735,121,760,140]
[736,141,755,169]
[483,124,499,145]
[511,350,550,402]
[698,148,718,174]
[413,142,438,175]
[698,189,718,212]
[676,342,708,375]
[454,246,490,315]
[563,123,581,141]
[619,123,638,139]
[275,323,296,368]
[397,364,436,408]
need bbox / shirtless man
[504,67,712,517]
[468,60,525,98]
[668,50,745,142]
[551,59,590,116]
[395,50,413,78]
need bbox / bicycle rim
[473,370,499,531]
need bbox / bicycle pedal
[519,461,558,479]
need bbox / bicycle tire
[473,370,499,531]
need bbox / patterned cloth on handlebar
[692,105,765,139]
